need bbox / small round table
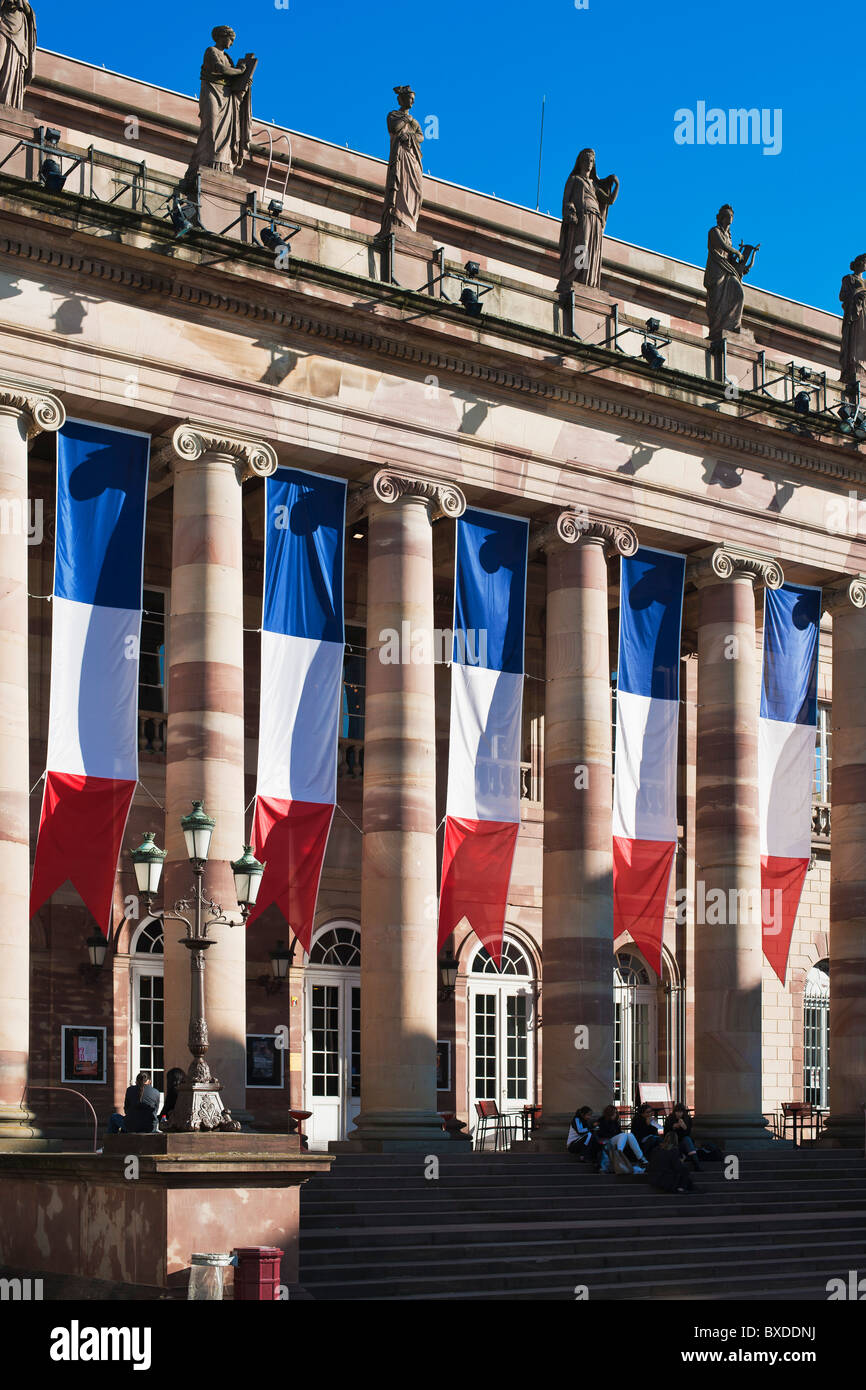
[288,1109,312,1151]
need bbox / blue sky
[36,0,857,316]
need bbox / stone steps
[298,1150,866,1300]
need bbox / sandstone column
[533,510,636,1147]
[163,422,276,1119]
[692,544,782,1149]
[347,468,466,1150]
[822,577,866,1147]
[0,376,64,1149]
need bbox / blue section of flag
[54,421,149,610]
[761,584,820,726]
[618,548,685,702]
[453,508,528,674]
[263,469,346,642]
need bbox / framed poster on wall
[246,1034,284,1088]
[61,1026,107,1084]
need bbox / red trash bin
[232,1246,283,1300]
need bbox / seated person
[664,1103,700,1170]
[160,1067,186,1125]
[122,1071,161,1135]
[647,1130,695,1193]
[632,1102,663,1156]
[567,1105,600,1162]
[597,1103,646,1171]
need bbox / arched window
[470,938,532,977]
[804,960,829,1109]
[130,917,164,954]
[308,925,361,967]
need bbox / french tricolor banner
[249,467,346,952]
[30,420,150,929]
[612,547,685,976]
[759,583,820,984]
[438,507,529,967]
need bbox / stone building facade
[0,47,861,1152]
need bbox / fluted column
[692,544,784,1148]
[163,422,277,1119]
[347,468,467,1150]
[532,510,636,1146]
[0,376,64,1149]
[822,577,866,1146]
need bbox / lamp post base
[165,1079,241,1133]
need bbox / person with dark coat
[123,1071,161,1134]
[647,1130,695,1193]
[632,1103,663,1157]
[567,1105,601,1163]
[664,1103,701,1169]
[161,1067,186,1123]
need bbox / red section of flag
[761,854,809,985]
[438,816,520,967]
[30,772,136,929]
[248,797,335,952]
[613,835,676,977]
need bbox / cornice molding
[0,228,862,486]
[689,543,784,590]
[0,373,65,437]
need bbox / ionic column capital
[689,543,784,591]
[533,509,638,558]
[348,468,466,524]
[164,420,278,483]
[823,575,866,615]
[0,374,65,438]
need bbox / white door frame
[466,941,536,1125]
[302,934,361,1151]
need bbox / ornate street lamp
[127,805,265,1134]
[84,931,108,971]
[437,950,459,1000]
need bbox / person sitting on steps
[632,1102,663,1158]
[647,1128,697,1194]
[664,1102,701,1171]
[597,1103,647,1172]
[567,1105,601,1163]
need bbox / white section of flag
[758,717,816,859]
[612,689,679,842]
[46,595,140,780]
[256,631,344,803]
[445,664,523,823]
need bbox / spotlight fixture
[44,127,62,146]
[793,390,812,415]
[266,199,284,216]
[460,285,484,317]
[259,222,290,254]
[640,340,666,370]
[464,260,481,279]
[836,401,866,440]
[797,366,814,382]
[645,317,661,333]
[38,157,69,193]
[169,192,201,238]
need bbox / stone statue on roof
[187,25,257,178]
[379,85,424,238]
[0,0,36,109]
